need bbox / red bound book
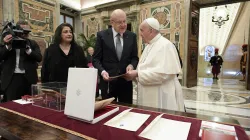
[202,129,236,140]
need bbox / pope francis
[125,18,185,111]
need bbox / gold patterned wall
[14,0,57,59]
[82,13,103,38]
[139,0,185,58]
[82,6,139,38]
[0,0,3,31]
[81,1,185,58]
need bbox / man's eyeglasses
[113,20,127,25]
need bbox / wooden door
[246,17,250,89]
[186,2,199,88]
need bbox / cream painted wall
[199,3,241,55]
[198,2,250,79]
[222,1,250,79]
[225,2,249,48]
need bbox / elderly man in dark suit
[0,20,42,102]
[93,9,139,104]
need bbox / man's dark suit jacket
[93,28,138,103]
[0,39,42,90]
[93,28,138,76]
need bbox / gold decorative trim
[0,0,3,25]
[22,0,55,10]
[0,106,96,140]
[17,0,57,33]
[14,0,20,23]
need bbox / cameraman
[0,20,42,102]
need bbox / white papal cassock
[137,33,185,111]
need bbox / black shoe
[216,77,219,80]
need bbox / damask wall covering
[82,13,102,38]
[86,17,101,38]
[81,3,139,39]
[14,0,57,61]
[139,0,185,58]
[0,0,3,31]
[81,0,185,59]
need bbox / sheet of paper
[199,121,236,137]
[105,109,150,131]
[140,117,191,140]
[139,114,163,135]
[13,99,33,105]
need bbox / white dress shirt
[101,28,125,76]
[6,45,32,73]
[112,28,124,49]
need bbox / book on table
[64,68,119,124]
[199,121,237,140]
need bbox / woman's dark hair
[53,23,76,45]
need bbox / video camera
[1,21,31,49]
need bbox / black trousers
[101,78,133,104]
[3,74,31,102]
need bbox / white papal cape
[137,34,185,111]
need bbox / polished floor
[133,78,250,135]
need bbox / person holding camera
[0,20,42,102]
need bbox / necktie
[116,33,122,60]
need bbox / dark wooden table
[0,102,241,140]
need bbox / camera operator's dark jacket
[0,39,42,90]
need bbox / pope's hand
[126,64,134,73]
[124,70,138,81]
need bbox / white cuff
[26,49,32,55]
[101,70,106,76]
[128,64,134,70]
[5,45,11,51]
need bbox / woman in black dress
[41,23,88,83]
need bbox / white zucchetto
[145,17,160,31]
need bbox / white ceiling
[81,0,118,9]
[199,3,241,55]
[60,0,118,10]
[60,0,81,10]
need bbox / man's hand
[124,70,138,81]
[3,35,13,50]
[3,34,12,44]
[26,45,30,50]
[126,64,134,73]
[25,45,32,55]
[101,71,110,81]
